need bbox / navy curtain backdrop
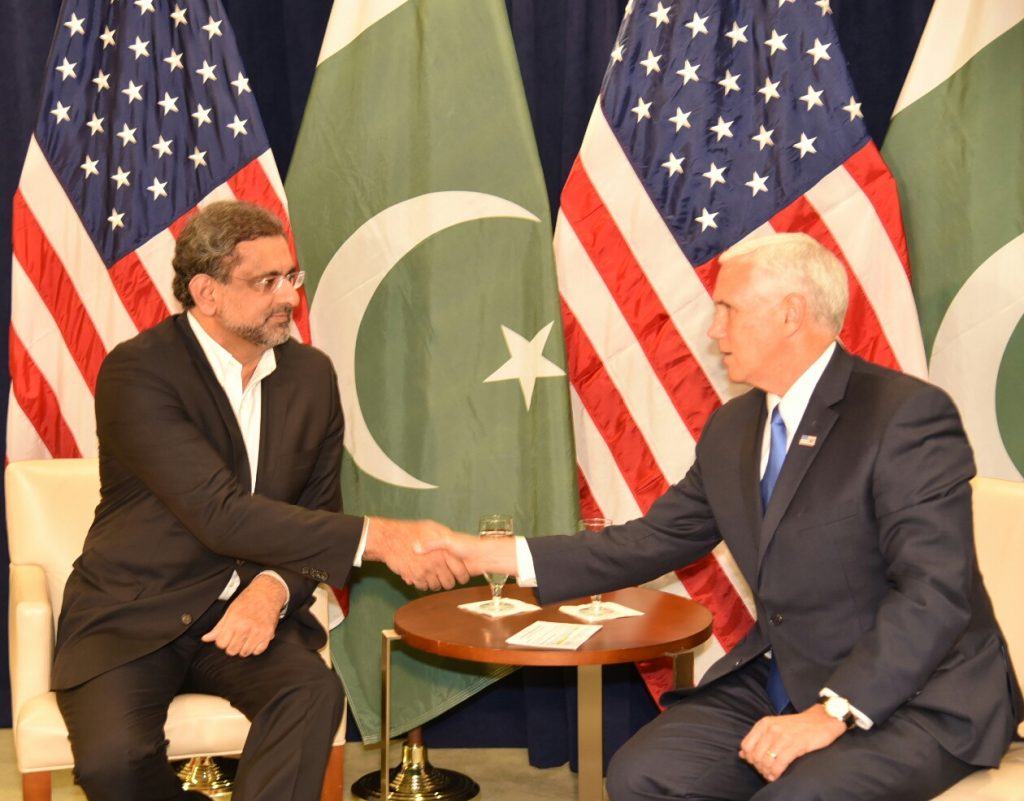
[0,0,932,766]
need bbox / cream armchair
[6,458,345,801]
[933,476,1024,800]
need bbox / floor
[0,729,583,800]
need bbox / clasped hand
[365,517,473,591]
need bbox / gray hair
[720,233,848,335]
[172,201,286,310]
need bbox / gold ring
[768,751,777,760]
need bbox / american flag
[8,0,305,462]
[555,0,927,696]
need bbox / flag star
[702,162,727,188]
[146,177,168,200]
[718,70,741,95]
[695,207,719,231]
[64,13,86,37]
[669,107,692,131]
[483,322,565,411]
[758,77,781,103]
[192,104,213,127]
[816,0,833,13]
[50,101,71,124]
[793,132,817,158]
[745,171,769,196]
[661,152,685,176]
[99,25,116,48]
[231,72,252,95]
[779,0,796,5]
[170,4,188,26]
[152,135,173,157]
[157,92,179,115]
[631,97,652,122]
[610,41,625,63]
[80,155,100,178]
[800,84,824,110]
[676,60,700,84]
[116,123,137,146]
[135,0,155,14]
[128,35,150,59]
[110,166,131,189]
[122,80,143,103]
[842,96,864,120]
[226,115,248,138]
[164,49,184,71]
[725,21,748,47]
[56,58,77,80]
[108,209,125,230]
[188,146,208,168]
[806,38,832,64]
[196,60,217,83]
[684,11,709,38]
[764,29,788,55]
[709,116,734,141]
[86,112,104,135]
[649,2,671,27]
[640,50,662,75]
[752,125,775,150]
[202,16,223,38]
[92,69,111,91]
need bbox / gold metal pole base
[176,756,235,799]
[351,742,479,801]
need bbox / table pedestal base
[350,741,479,801]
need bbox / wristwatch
[819,694,856,729]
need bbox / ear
[781,292,806,333]
[189,273,220,315]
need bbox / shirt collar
[187,312,277,396]
[765,341,837,447]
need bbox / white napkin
[458,597,541,618]
[558,602,644,622]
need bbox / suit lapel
[174,315,252,489]
[757,348,853,564]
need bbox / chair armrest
[9,564,55,724]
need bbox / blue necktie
[760,406,787,512]
[761,406,791,712]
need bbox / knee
[606,736,662,801]
[292,662,345,731]
[70,727,166,794]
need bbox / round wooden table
[380,585,712,801]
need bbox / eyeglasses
[227,270,305,294]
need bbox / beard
[225,304,293,348]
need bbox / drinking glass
[478,514,514,611]
[578,517,614,617]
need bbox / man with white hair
[436,232,1022,800]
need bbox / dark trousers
[606,658,976,801]
[56,600,344,801]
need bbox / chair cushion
[932,742,1024,800]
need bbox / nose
[707,312,723,341]
[275,277,300,306]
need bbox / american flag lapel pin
[798,434,817,447]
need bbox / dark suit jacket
[530,347,1023,767]
[53,314,364,690]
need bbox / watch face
[824,695,851,720]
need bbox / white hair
[720,233,849,335]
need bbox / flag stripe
[13,191,107,391]
[8,329,82,459]
[844,143,910,279]
[560,160,722,442]
[108,250,171,333]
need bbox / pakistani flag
[883,0,1024,480]
[285,0,579,741]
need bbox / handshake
[363,517,519,591]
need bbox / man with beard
[53,201,468,801]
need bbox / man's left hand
[739,703,847,781]
[201,574,286,657]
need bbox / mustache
[266,304,293,322]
